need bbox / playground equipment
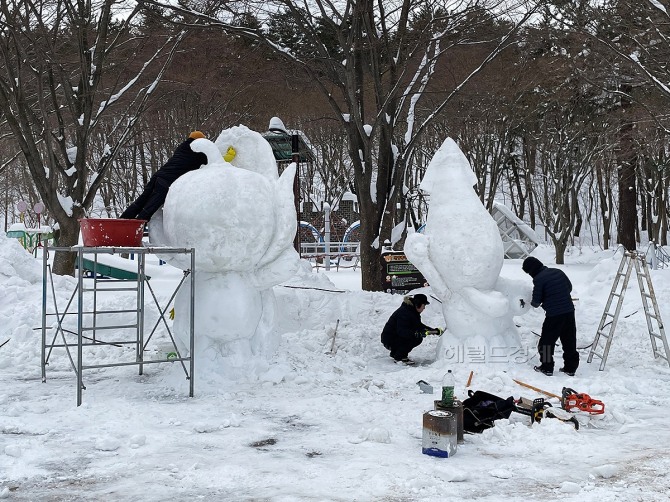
[7,200,53,255]
[300,221,323,242]
[298,219,360,270]
[490,202,540,259]
[7,223,54,255]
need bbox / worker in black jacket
[381,294,442,364]
[522,256,578,376]
[120,131,208,221]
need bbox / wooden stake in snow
[466,370,474,388]
[328,319,340,354]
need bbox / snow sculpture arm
[256,163,298,270]
[495,276,533,316]
[148,209,191,270]
[459,286,509,318]
[404,232,451,300]
[248,246,299,290]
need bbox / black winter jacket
[381,297,432,346]
[529,266,574,317]
[155,138,208,184]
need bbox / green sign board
[381,251,428,294]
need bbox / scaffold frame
[41,245,196,406]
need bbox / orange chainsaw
[561,387,605,415]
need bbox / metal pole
[324,202,331,271]
[77,248,84,406]
[41,245,48,382]
[92,252,98,342]
[138,250,145,375]
[292,133,301,256]
[189,248,195,398]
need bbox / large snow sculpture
[150,125,300,371]
[404,138,532,359]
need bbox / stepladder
[588,250,670,370]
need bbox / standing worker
[381,293,443,365]
[120,131,208,221]
[522,256,579,376]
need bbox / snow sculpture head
[413,137,503,292]
[214,125,279,180]
[404,137,532,356]
[153,132,296,273]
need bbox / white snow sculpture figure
[150,131,300,372]
[404,138,531,359]
[215,125,279,180]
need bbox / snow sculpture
[404,138,532,359]
[150,125,300,372]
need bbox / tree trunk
[555,240,566,264]
[358,201,382,291]
[617,86,638,251]
[617,159,637,250]
[52,215,84,276]
[596,161,612,249]
[524,136,537,228]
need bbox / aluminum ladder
[588,251,670,370]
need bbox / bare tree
[0,0,185,274]
[138,0,538,290]
[301,121,355,212]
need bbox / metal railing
[646,242,670,270]
[300,241,360,271]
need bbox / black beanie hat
[412,293,430,307]
[522,256,544,277]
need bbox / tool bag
[462,390,516,433]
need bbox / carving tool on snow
[514,396,579,429]
[512,379,561,400]
[561,387,605,414]
[466,370,474,388]
[514,380,605,415]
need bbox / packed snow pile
[2,232,670,500]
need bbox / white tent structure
[491,202,540,259]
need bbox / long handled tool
[514,379,605,415]
[0,339,9,350]
[512,379,561,400]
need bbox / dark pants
[384,337,422,361]
[120,176,170,221]
[538,311,579,372]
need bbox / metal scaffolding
[41,245,196,406]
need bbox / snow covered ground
[2,235,670,501]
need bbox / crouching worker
[381,293,443,365]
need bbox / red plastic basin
[79,218,146,247]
